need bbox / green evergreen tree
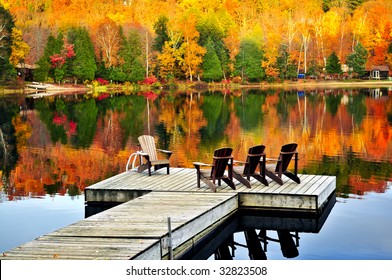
[202,37,223,82]
[118,28,145,82]
[0,5,16,83]
[35,33,64,81]
[116,27,131,82]
[153,15,170,52]
[326,51,342,76]
[276,45,297,80]
[129,58,145,82]
[68,28,96,82]
[197,17,230,79]
[234,39,265,82]
[346,42,368,77]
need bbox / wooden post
[168,217,173,260]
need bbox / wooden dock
[85,168,336,212]
[1,168,336,260]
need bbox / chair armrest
[265,157,280,162]
[157,149,173,159]
[213,155,233,160]
[280,151,298,155]
[192,162,213,167]
[137,151,150,162]
[157,149,172,154]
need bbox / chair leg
[222,178,236,190]
[203,178,217,192]
[252,174,269,186]
[283,172,301,184]
[265,170,283,185]
[233,172,251,188]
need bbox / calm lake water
[1,86,392,259]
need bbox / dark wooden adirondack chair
[136,135,172,176]
[264,143,300,185]
[232,145,269,188]
[193,147,236,192]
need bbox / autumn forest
[1,0,392,84]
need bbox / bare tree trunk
[339,23,345,61]
[146,32,149,78]
[297,42,303,75]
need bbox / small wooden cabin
[363,65,390,80]
[16,63,37,81]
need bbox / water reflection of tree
[72,99,98,148]
[199,93,230,147]
[0,98,20,181]
[35,98,70,144]
[36,97,99,148]
[302,149,392,197]
[276,91,297,123]
[94,94,146,149]
[234,90,266,131]
[118,95,146,147]
[154,94,174,151]
[346,94,367,127]
[325,92,342,116]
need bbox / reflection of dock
[1,168,335,260]
[26,82,49,91]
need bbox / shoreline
[2,79,392,95]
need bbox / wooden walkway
[1,168,336,260]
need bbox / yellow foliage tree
[157,41,179,79]
[177,14,206,81]
[10,27,30,66]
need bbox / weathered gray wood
[239,192,317,210]
[2,167,336,260]
[86,168,335,211]
[1,237,160,260]
[1,191,238,260]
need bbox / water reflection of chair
[215,230,268,260]
[244,229,267,260]
[265,143,300,185]
[214,236,235,260]
[136,135,172,176]
[258,230,299,259]
[193,147,235,192]
[232,145,269,188]
[277,230,299,258]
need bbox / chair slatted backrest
[275,143,298,172]
[211,147,233,178]
[138,135,158,161]
[243,145,265,175]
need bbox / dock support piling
[168,217,173,260]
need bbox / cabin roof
[367,65,390,72]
